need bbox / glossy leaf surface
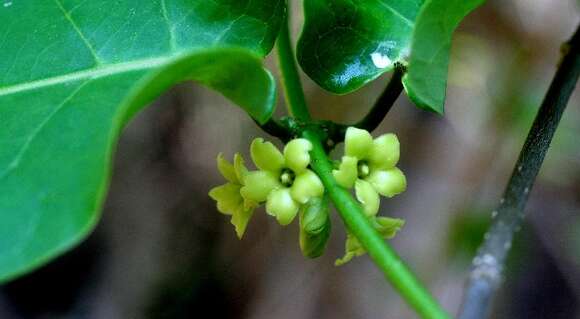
[0,0,284,282]
[298,0,484,113]
[297,0,423,94]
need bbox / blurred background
[1,0,579,318]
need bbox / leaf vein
[160,0,177,51]
[53,0,102,65]
[0,81,89,180]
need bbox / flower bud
[299,197,331,258]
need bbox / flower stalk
[302,129,449,319]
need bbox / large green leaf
[297,0,484,113]
[0,0,284,282]
[402,0,485,113]
[297,0,423,94]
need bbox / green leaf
[297,0,423,94]
[0,0,284,282]
[297,0,485,113]
[402,0,485,113]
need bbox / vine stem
[275,8,450,319]
[458,24,580,319]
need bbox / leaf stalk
[334,64,406,141]
[276,11,311,121]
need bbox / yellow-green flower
[209,153,257,238]
[335,217,405,266]
[241,138,324,226]
[333,127,406,217]
[332,127,407,265]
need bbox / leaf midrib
[0,55,175,180]
[0,56,172,96]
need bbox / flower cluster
[209,138,324,239]
[209,127,406,263]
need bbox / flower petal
[367,168,407,198]
[335,217,405,266]
[291,170,324,204]
[335,233,365,266]
[240,170,281,202]
[243,198,258,211]
[355,179,380,217]
[332,156,358,189]
[233,153,249,183]
[209,183,242,215]
[368,133,400,170]
[283,138,312,174]
[250,138,284,172]
[217,153,238,183]
[345,127,373,159]
[373,217,405,239]
[335,252,356,266]
[266,188,299,226]
[231,206,255,239]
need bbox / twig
[458,24,580,319]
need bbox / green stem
[274,6,449,319]
[276,11,311,121]
[303,129,450,319]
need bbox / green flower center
[357,161,370,179]
[279,168,296,187]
